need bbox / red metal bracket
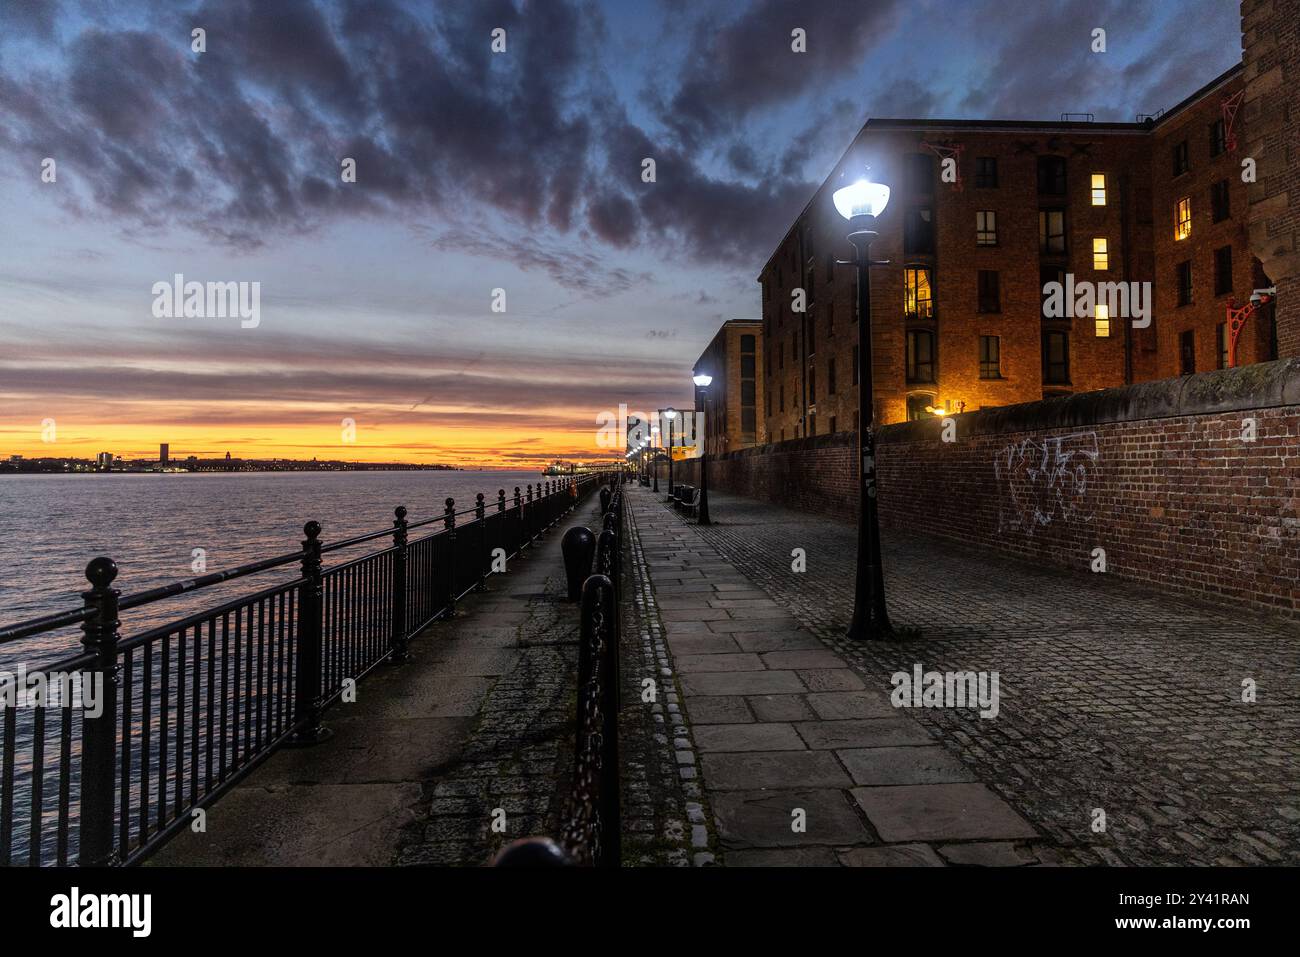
[1226,294,1270,367]
[1222,89,1245,152]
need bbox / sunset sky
[0,0,1240,466]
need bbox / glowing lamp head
[664,407,677,420]
[833,169,890,221]
[692,374,713,388]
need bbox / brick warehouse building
[757,62,1284,434]
[692,318,766,456]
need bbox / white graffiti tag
[994,432,1099,534]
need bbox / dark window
[1037,156,1067,195]
[906,329,936,383]
[740,354,755,377]
[740,334,755,353]
[807,321,815,355]
[979,335,1001,379]
[779,343,784,369]
[904,207,935,255]
[766,352,771,376]
[1173,140,1189,176]
[1042,331,1070,384]
[741,407,756,433]
[766,389,771,416]
[1214,245,1233,296]
[906,394,935,421]
[978,270,1001,313]
[1211,179,1230,222]
[1040,264,1067,317]
[851,344,859,386]
[829,415,837,433]
[808,365,816,404]
[906,153,934,194]
[1176,260,1193,306]
[779,382,784,411]
[827,302,834,335]
[1217,322,1229,369]
[1039,208,1066,254]
[1210,118,1227,157]
[1179,329,1196,375]
[976,210,997,246]
[740,380,756,405]
[975,156,998,188]
[828,357,837,395]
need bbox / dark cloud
[662,0,905,149]
[0,0,61,40]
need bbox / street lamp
[662,407,677,499]
[692,373,712,525]
[833,165,893,641]
[650,425,661,492]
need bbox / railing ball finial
[395,505,407,521]
[84,556,118,588]
[304,520,322,540]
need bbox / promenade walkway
[154,494,604,867]
[626,484,1300,866]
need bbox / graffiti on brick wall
[995,431,1099,534]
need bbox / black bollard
[599,486,612,514]
[561,525,596,602]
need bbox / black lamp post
[651,426,661,492]
[662,407,677,499]
[692,374,712,525]
[834,166,893,641]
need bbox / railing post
[390,506,409,664]
[291,521,330,745]
[443,498,457,618]
[514,487,523,557]
[78,556,121,866]
[525,484,534,546]
[498,488,506,513]
[475,493,487,592]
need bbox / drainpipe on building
[1120,172,1134,385]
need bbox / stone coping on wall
[880,357,1300,445]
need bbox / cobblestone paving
[645,487,1300,866]
[396,500,600,866]
[621,498,716,866]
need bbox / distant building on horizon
[159,443,169,465]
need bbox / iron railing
[496,481,623,867]
[0,474,612,867]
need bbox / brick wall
[671,359,1300,620]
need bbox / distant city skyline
[0,0,1241,464]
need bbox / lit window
[904,267,934,320]
[1091,173,1106,205]
[976,210,997,246]
[1095,304,1111,338]
[1175,198,1191,241]
[1093,237,1109,270]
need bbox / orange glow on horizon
[0,421,618,469]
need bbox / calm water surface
[0,470,544,662]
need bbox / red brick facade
[693,319,765,456]
[757,65,1280,436]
